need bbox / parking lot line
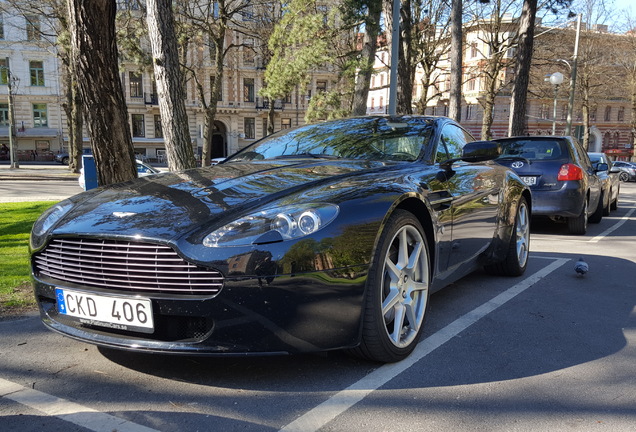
[588,208,636,243]
[279,257,570,432]
[0,377,159,432]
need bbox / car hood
[51,159,396,241]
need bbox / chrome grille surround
[34,238,223,296]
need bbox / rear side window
[499,139,568,161]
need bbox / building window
[379,96,384,109]
[33,104,47,127]
[0,58,8,85]
[371,76,375,88]
[316,81,327,93]
[561,104,568,121]
[370,97,374,109]
[604,106,612,122]
[262,118,268,137]
[470,42,478,58]
[466,104,474,120]
[281,118,291,129]
[618,106,625,122]
[243,38,255,64]
[467,76,476,91]
[539,103,549,119]
[0,16,4,40]
[30,61,45,86]
[0,103,8,126]
[380,74,384,87]
[244,117,255,139]
[154,114,163,138]
[590,108,597,122]
[129,72,143,98]
[614,132,620,146]
[284,93,292,104]
[26,15,41,41]
[243,78,254,102]
[132,114,145,137]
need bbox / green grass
[0,201,56,312]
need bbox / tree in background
[466,0,520,139]
[448,0,463,121]
[345,0,383,116]
[0,0,84,173]
[146,0,196,171]
[261,0,332,129]
[66,0,136,186]
[412,0,452,115]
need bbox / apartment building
[0,3,337,163]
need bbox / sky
[610,0,634,17]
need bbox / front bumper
[33,268,367,355]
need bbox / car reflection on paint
[31,115,531,363]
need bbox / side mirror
[439,141,500,172]
[595,162,609,172]
[462,141,501,162]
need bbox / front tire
[485,197,530,276]
[351,210,430,363]
[619,172,629,182]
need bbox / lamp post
[548,72,564,135]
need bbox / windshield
[227,117,434,163]
[497,139,568,162]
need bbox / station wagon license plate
[55,288,154,333]
[521,176,537,186]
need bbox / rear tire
[349,210,430,363]
[61,156,69,165]
[567,199,588,235]
[485,197,530,276]
[589,192,604,224]
[602,190,611,216]
[619,172,629,182]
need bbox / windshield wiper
[497,156,532,165]
[272,153,341,160]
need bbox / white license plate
[521,176,537,186]
[55,288,154,333]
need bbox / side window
[438,124,469,162]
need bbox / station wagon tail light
[557,163,583,181]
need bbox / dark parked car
[31,116,531,363]
[611,160,636,182]
[588,152,620,215]
[492,136,603,235]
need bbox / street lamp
[548,72,564,135]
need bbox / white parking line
[0,377,159,432]
[279,257,570,432]
[588,207,636,243]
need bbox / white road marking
[588,208,636,243]
[0,377,159,432]
[279,257,570,432]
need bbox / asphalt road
[1,179,635,432]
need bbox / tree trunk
[448,0,462,122]
[508,0,537,136]
[67,0,136,186]
[201,33,226,167]
[147,0,196,171]
[397,0,413,115]
[351,0,382,116]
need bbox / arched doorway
[211,121,227,158]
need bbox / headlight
[32,200,74,237]
[203,203,339,247]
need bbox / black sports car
[31,116,531,363]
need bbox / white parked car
[79,159,160,190]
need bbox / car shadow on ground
[96,253,635,393]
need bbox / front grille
[34,238,223,296]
